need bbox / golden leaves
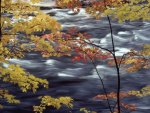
[12,13,61,34]
[33,96,73,113]
[129,86,150,97]
[58,0,149,21]
[0,42,12,62]
[31,35,56,57]
[0,89,20,108]
[0,64,49,93]
[124,57,148,72]
[0,38,25,60]
[0,104,3,109]
[122,48,150,72]
[30,0,41,4]
[1,0,40,16]
[104,0,150,22]
[142,44,150,56]
[108,46,150,73]
[1,17,11,32]
[1,0,149,113]
[80,107,97,113]
[0,0,69,111]
[94,86,150,112]
[56,0,81,12]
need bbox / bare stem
[103,0,121,112]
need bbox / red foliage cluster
[93,92,130,100]
[108,50,150,72]
[67,0,81,12]
[121,103,136,111]
[72,47,111,63]
[66,28,111,63]
[42,34,53,40]
[42,27,111,62]
[67,27,79,35]
[94,92,136,112]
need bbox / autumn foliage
[1,0,73,111]
[1,0,150,113]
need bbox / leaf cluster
[33,96,73,113]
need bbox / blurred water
[1,8,150,113]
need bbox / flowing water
[1,6,150,113]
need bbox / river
[1,4,150,113]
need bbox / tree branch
[103,0,121,113]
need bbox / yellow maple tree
[1,0,73,111]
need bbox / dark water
[1,8,150,113]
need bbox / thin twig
[103,0,121,113]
